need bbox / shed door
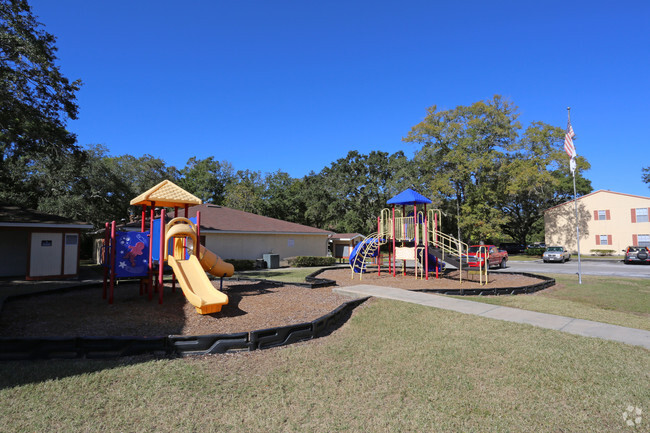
[63,233,78,275]
[29,233,62,277]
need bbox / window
[594,210,610,220]
[596,235,612,245]
[636,208,649,223]
[638,234,650,247]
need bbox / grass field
[1,270,648,432]
[235,266,331,283]
[1,299,648,432]
[459,273,650,331]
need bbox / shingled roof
[187,204,332,235]
[0,205,93,229]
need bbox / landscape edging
[0,297,369,360]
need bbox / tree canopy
[0,0,82,207]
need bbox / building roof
[130,180,202,208]
[187,204,332,235]
[329,233,364,241]
[387,188,432,205]
[0,205,93,229]
[544,189,650,213]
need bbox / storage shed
[0,205,93,279]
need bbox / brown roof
[187,204,332,235]
[130,180,202,208]
[0,205,92,228]
[330,233,364,240]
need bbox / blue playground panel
[151,217,197,261]
[113,231,150,278]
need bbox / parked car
[623,246,650,264]
[542,246,571,263]
[467,245,508,268]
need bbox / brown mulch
[0,269,545,338]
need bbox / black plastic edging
[0,297,369,360]
[415,271,555,296]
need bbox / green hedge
[287,256,337,267]
[526,248,545,256]
[224,259,256,271]
[590,249,616,256]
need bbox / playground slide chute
[165,218,234,315]
[349,235,380,273]
[168,254,228,315]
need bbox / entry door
[29,233,62,277]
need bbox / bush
[287,256,337,267]
[526,248,545,256]
[224,259,256,271]
[590,249,616,256]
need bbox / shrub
[526,248,545,256]
[287,256,337,267]
[590,249,616,256]
[224,259,256,271]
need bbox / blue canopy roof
[387,188,432,205]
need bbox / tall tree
[404,95,520,242]
[643,166,650,188]
[500,122,592,245]
[0,0,81,206]
[223,169,265,213]
[306,150,412,234]
[178,156,234,204]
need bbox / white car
[543,246,571,263]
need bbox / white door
[29,233,62,277]
[63,233,79,275]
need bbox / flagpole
[568,107,583,284]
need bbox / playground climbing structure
[349,188,471,282]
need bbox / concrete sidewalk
[333,285,650,350]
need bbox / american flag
[564,123,576,158]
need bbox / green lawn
[235,266,332,283]
[458,273,650,331]
[1,299,647,432]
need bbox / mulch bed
[0,268,545,338]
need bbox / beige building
[544,190,650,254]
[186,204,332,261]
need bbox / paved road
[495,258,650,279]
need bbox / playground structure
[102,180,234,314]
[350,188,489,284]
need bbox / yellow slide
[168,254,229,315]
[164,218,234,315]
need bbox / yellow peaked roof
[129,180,202,208]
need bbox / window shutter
[607,235,612,245]
[631,208,636,223]
[606,210,611,220]
[595,235,600,245]
[633,234,638,245]
[593,210,598,220]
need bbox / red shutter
[606,210,611,220]
[633,234,638,245]
[595,235,600,245]
[607,235,612,245]
[594,210,598,220]
[631,208,636,223]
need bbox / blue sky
[30,0,650,197]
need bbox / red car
[466,245,508,269]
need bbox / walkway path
[333,285,650,350]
